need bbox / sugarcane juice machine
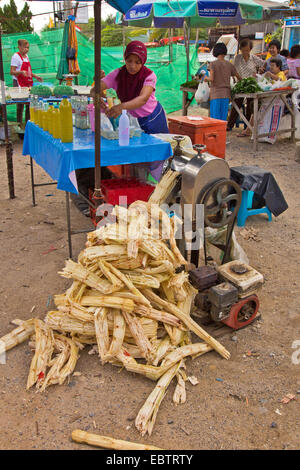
[162,135,242,266]
[162,136,262,330]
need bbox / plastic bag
[256,74,272,91]
[195,81,210,104]
[257,96,284,144]
[129,115,142,137]
[205,227,249,265]
[277,88,300,139]
[66,46,76,60]
[101,113,117,139]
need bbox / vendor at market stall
[227,38,265,135]
[97,40,169,181]
[287,45,300,81]
[10,39,42,126]
[264,39,289,76]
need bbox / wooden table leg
[291,101,296,144]
[182,91,187,116]
[253,97,258,153]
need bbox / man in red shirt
[10,39,42,126]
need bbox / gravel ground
[0,117,300,450]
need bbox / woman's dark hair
[268,39,281,52]
[239,38,253,50]
[279,49,289,57]
[213,42,227,57]
[270,58,282,70]
[290,44,300,58]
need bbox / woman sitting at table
[227,38,265,136]
[287,45,300,81]
[99,40,169,181]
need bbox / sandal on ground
[237,131,251,137]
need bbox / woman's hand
[106,103,123,118]
[100,97,108,110]
[35,76,43,82]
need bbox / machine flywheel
[201,178,242,228]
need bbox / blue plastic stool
[237,190,272,227]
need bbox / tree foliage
[0,0,33,34]
[77,13,208,47]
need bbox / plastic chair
[237,190,272,227]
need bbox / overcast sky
[1,0,115,31]
[0,0,289,32]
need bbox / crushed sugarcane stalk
[2,200,231,436]
[0,319,35,352]
[71,429,163,450]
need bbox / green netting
[101,44,199,114]
[2,28,198,120]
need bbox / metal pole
[30,157,36,206]
[187,25,190,80]
[53,2,57,28]
[122,25,126,61]
[195,28,199,48]
[93,0,104,210]
[65,191,73,259]
[0,29,15,199]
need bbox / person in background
[280,49,289,58]
[265,58,287,81]
[204,42,241,121]
[287,45,300,80]
[264,40,289,76]
[91,70,105,88]
[227,38,265,135]
[10,39,42,126]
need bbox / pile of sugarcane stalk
[1,201,230,437]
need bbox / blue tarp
[22,121,172,193]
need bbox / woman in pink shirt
[287,45,300,80]
[101,41,169,180]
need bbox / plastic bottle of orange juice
[60,96,73,143]
[53,105,61,139]
[37,98,44,127]
[47,103,55,135]
[29,95,35,122]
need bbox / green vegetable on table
[30,85,52,97]
[232,77,263,95]
[53,85,74,97]
[180,79,199,89]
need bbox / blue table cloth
[22,121,172,194]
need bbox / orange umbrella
[68,17,80,75]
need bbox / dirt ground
[0,113,300,451]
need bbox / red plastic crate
[100,178,154,206]
[88,178,155,227]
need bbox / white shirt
[10,53,30,74]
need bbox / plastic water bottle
[29,95,34,122]
[33,96,39,124]
[70,97,76,126]
[42,100,49,131]
[60,96,73,143]
[118,109,129,146]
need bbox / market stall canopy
[116,0,300,27]
[27,0,142,14]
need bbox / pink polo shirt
[102,69,158,118]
